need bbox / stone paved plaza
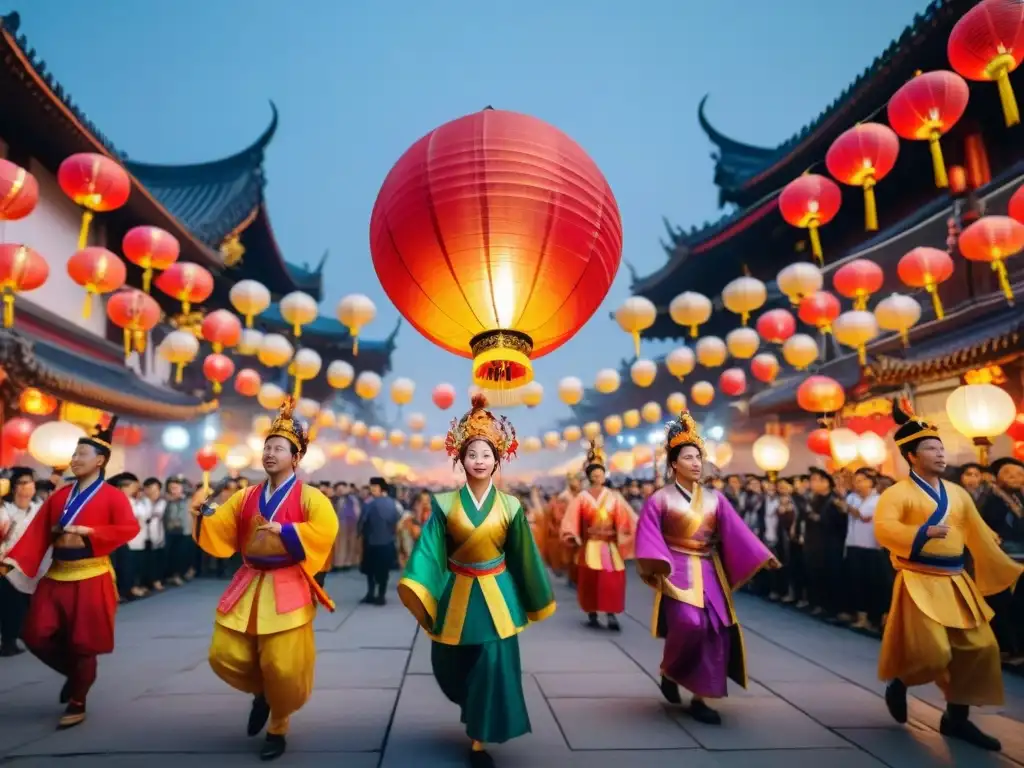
[0,571,1021,767]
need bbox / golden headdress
[78,415,118,457]
[892,395,940,448]
[446,394,518,461]
[665,410,705,455]
[585,438,607,471]
[266,396,309,455]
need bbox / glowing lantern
[887,70,969,188]
[295,398,320,422]
[195,445,219,492]
[777,262,823,307]
[335,294,376,356]
[833,310,879,364]
[521,436,541,453]
[750,352,780,384]
[726,327,759,360]
[199,309,242,354]
[719,368,747,397]
[57,153,131,248]
[252,415,273,436]
[237,329,263,356]
[355,371,382,400]
[432,383,456,410]
[28,421,86,469]
[521,381,544,408]
[756,309,796,344]
[370,109,621,386]
[234,368,261,397]
[407,412,426,431]
[722,276,767,325]
[390,377,416,407]
[224,445,252,473]
[874,293,922,346]
[1,417,33,452]
[832,259,884,310]
[958,215,1024,303]
[155,262,214,315]
[158,329,199,383]
[630,359,657,388]
[0,158,39,222]
[752,434,790,476]
[665,347,696,379]
[114,424,144,448]
[543,431,560,449]
[0,245,48,329]
[279,291,318,337]
[408,434,425,451]
[317,409,337,428]
[691,381,714,408]
[106,288,161,360]
[66,247,126,318]
[18,387,56,416]
[946,383,1017,458]
[558,377,584,406]
[604,415,623,436]
[666,392,687,414]
[229,280,271,328]
[257,383,286,411]
[668,291,713,339]
[807,428,832,457]
[389,429,406,448]
[1011,183,1024,224]
[427,435,445,452]
[595,368,621,395]
[830,428,861,469]
[351,421,368,438]
[695,337,727,368]
[623,410,641,429]
[336,415,352,434]
[857,432,889,466]
[642,402,662,423]
[288,348,322,398]
[257,333,294,368]
[121,226,179,293]
[948,0,1024,127]
[897,247,954,319]
[615,297,656,355]
[778,174,842,264]
[825,123,900,230]
[782,333,819,370]
[798,291,841,334]
[796,375,846,414]
[202,353,235,394]
[583,421,602,440]
[327,360,355,390]
[705,441,734,469]
[563,426,582,442]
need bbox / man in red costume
[0,417,139,729]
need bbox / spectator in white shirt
[0,467,50,656]
[844,468,883,631]
[138,478,167,592]
[115,473,150,599]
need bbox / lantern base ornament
[470,329,534,388]
[973,436,993,466]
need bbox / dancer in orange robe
[1,418,139,729]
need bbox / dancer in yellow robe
[193,398,339,761]
[875,397,1021,752]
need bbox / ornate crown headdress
[445,394,518,461]
[79,415,118,456]
[267,396,310,455]
[585,438,606,470]
[892,395,940,447]
[665,410,705,455]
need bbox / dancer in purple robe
[635,411,778,725]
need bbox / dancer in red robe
[0,417,139,728]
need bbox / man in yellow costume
[875,397,1021,752]
[193,398,339,761]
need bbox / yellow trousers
[209,622,316,735]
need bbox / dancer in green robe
[398,394,556,768]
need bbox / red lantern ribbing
[0,158,39,221]
[57,153,131,248]
[887,71,969,188]
[106,288,161,360]
[948,0,1024,127]
[122,226,180,294]
[958,215,1024,303]
[798,291,842,334]
[832,259,884,310]
[825,123,900,231]
[755,308,796,344]
[897,246,955,319]
[778,174,842,265]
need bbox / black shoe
[59,680,70,704]
[884,679,907,724]
[939,714,1001,751]
[606,614,621,632]
[0,644,23,657]
[359,594,375,605]
[247,694,270,736]
[260,733,287,761]
[374,595,387,606]
[659,676,682,705]
[689,699,722,725]
[586,612,600,628]
[468,747,496,768]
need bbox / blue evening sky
[17,0,927,465]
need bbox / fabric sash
[909,472,948,562]
[59,478,104,528]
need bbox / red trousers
[576,565,626,614]
[22,574,118,703]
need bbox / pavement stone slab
[768,681,911,729]
[535,671,659,699]
[548,697,699,750]
[838,726,1017,767]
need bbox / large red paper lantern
[807,428,832,457]
[0,158,39,221]
[195,445,219,492]
[798,291,841,334]
[1,417,34,451]
[897,246,955,319]
[201,309,243,353]
[778,174,842,265]
[202,353,235,395]
[114,424,144,447]
[948,0,1024,127]
[832,259,884,310]
[750,352,780,384]
[234,368,262,397]
[796,375,846,414]
[57,153,131,248]
[1006,411,1024,442]
[369,108,622,387]
[0,244,48,328]
[155,262,214,315]
[106,288,161,359]
[755,308,796,344]
[958,215,1024,303]
[1014,440,1024,461]
[1010,183,1024,224]
[887,71,969,188]
[432,383,456,410]
[719,368,747,397]
[122,225,180,294]
[67,247,126,318]
[825,123,900,231]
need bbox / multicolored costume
[398,396,555,764]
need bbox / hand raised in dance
[256,521,282,535]
[62,525,94,536]
[926,525,949,539]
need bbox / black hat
[808,466,835,489]
[79,415,118,458]
[369,476,389,490]
[989,457,1024,478]
[892,396,940,453]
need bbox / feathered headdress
[267,396,310,455]
[665,410,705,456]
[446,394,518,461]
[78,415,118,457]
[585,438,607,471]
[892,395,939,448]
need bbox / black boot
[586,612,600,628]
[360,576,375,604]
[247,694,270,736]
[659,676,682,705]
[940,704,1001,751]
[260,733,287,761]
[884,679,907,724]
[468,746,495,767]
[0,643,24,657]
[606,614,621,632]
[59,679,71,704]
[689,698,722,725]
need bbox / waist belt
[666,542,712,558]
[46,556,111,581]
[585,531,617,543]
[895,552,965,576]
[448,555,506,577]
[242,555,295,572]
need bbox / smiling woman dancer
[398,395,556,768]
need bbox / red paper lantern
[57,153,131,248]
[958,215,1024,303]
[202,353,235,395]
[897,246,955,319]
[887,71,969,188]
[432,383,456,410]
[0,244,48,328]
[719,368,747,397]
[832,259,885,310]
[195,445,219,492]
[1007,411,1024,442]
[155,262,214,314]
[1,417,34,451]
[948,0,1024,127]
[796,375,846,414]
[122,225,180,294]
[67,247,126,318]
[369,108,622,387]
[106,288,162,360]
[201,309,243,352]
[825,123,900,231]
[1009,183,1024,224]
[807,428,832,457]
[1014,440,1024,461]
[798,291,841,334]
[114,424,144,447]
[234,368,262,397]
[778,174,842,265]
[750,352,780,384]
[0,158,39,221]
[755,308,796,344]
